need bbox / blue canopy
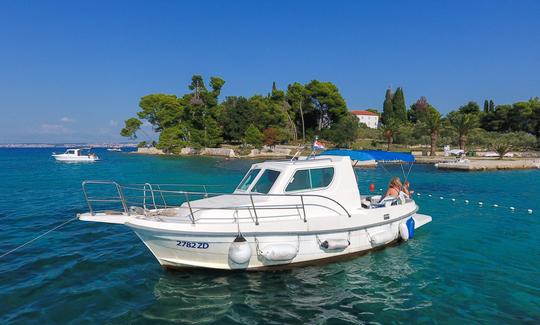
[320,149,415,163]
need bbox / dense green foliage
[120,118,143,139]
[382,88,393,124]
[120,74,538,153]
[392,87,407,122]
[488,132,537,159]
[121,76,356,152]
[243,124,264,148]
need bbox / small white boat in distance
[52,148,99,162]
[107,147,122,152]
[79,150,431,271]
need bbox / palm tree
[381,120,400,150]
[447,112,479,150]
[422,107,442,156]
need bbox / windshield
[251,169,280,194]
[236,169,261,191]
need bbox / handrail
[81,181,352,223]
[82,180,129,216]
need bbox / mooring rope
[0,216,79,259]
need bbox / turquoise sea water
[0,148,539,324]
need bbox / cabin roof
[253,156,349,170]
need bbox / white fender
[369,230,396,246]
[399,223,409,241]
[320,239,350,250]
[260,244,298,261]
[228,236,252,264]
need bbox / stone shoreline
[416,156,540,171]
[133,146,297,159]
[133,147,540,170]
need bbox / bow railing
[81,181,352,225]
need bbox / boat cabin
[233,156,361,210]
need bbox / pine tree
[484,100,489,113]
[392,87,407,122]
[382,88,393,124]
[489,100,495,112]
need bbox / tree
[218,96,256,141]
[420,106,442,156]
[286,82,308,142]
[263,127,279,146]
[489,100,495,112]
[409,96,429,123]
[323,113,359,148]
[380,119,400,150]
[244,124,264,148]
[447,111,479,150]
[392,87,407,122]
[382,88,393,124]
[156,126,187,153]
[458,101,481,115]
[305,80,349,131]
[488,132,537,159]
[483,100,489,113]
[137,94,182,131]
[120,118,143,139]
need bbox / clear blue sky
[0,0,538,143]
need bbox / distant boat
[107,147,122,152]
[52,148,99,162]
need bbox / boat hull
[127,213,431,271]
[53,155,99,162]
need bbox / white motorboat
[52,148,99,162]
[107,147,122,152]
[79,150,431,270]
[435,157,470,168]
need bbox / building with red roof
[350,110,379,129]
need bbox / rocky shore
[134,147,540,171]
[134,145,296,159]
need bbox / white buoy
[399,223,409,241]
[428,194,432,197]
[228,235,252,265]
[440,196,444,200]
[528,209,533,214]
[451,198,456,202]
[417,193,421,196]
[465,200,469,204]
[320,239,350,250]
[510,207,515,211]
[493,204,498,208]
[479,202,483,206]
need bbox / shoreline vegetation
[120,75,540,169]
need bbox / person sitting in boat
[384,177,402,198]
[402,181,414,197]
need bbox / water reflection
[140,243,433,324]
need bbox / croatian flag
[313,139,326,151]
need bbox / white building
[351,110,379,129]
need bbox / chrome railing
[81,181,351,225]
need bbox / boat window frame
[284,167,335,193]
[235,168,262,192]
[249,168,282,194]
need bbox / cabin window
[251,169,280,194]
[286,167,334,192]
[237,168,260,191]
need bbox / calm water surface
[0,148,539,324]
